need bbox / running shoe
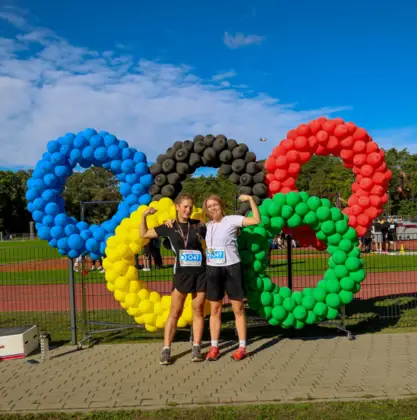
[191,345,204,362]
[231,346,248,361]
[159,348,172,365]
[206,346,220,361]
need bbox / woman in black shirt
[140,194,207,365]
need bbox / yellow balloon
[114,290,127,302]
[138,300,153,314]
[129,280,141,293]
[177,317,187,328]
[149,291,161,303]
[125,293,139,308]
[105,269,118,283]
[143,313,157,325]
[106,283,115,292]
[182,307,193,323]
[120,301,129,309]
[161,295,172,310]
[134,315,145,324]
[102,258,113,271]
[145,324,158,332]
[138,288,150,301]
[114,276,129,291]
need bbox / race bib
[207,248,226,264]
[179,250,202,267]
[390,224,395,229]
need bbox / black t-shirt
[388,222,398,233]
[154,219,207,274]
[381,222,390,235]
[373,222,382,232]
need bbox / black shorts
[388,233,397,242]
[173,271,206,294]
[206,263,245,301]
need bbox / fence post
[68,258,77,345]
[286,234,293,290]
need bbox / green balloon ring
[238,191,366,329]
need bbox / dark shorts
[206,263,245,302]
[173,271,206,294]
[388,233,397,242]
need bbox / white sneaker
[142,268,151,272]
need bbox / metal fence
[1,233,417,345]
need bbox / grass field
[1,398,417,419]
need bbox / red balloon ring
[264,117,392,246]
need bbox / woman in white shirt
[203,194,261,362]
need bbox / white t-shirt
[205,215,245,266]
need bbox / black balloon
[150,163,162,176]
[253,183,267,197]
[166,147,176,159]
[173,141,183,150]
[229,172,241,184]
[153,194,163,201]
[167,173,180,185]
[203,147,216,162]
[244,151,256,163]
[204,135,215,147]
[176,162,189,175]
[154,173,167,186]
[183,140,194,152]
[213,136,227,152]
[193,135,204,143]
[161,184,175,197]
[239,143,249,154]
[219,164,232,176]
[238,186,252,195]
[253,171,265,184]
[149,184,161,195]
[189,153,201,168]
[194,141,206,154]
[246,162,259,174]
[240,173,253,186]
[219,149,232,163]
[227,139,238,151]
[231,158,246,174]
[232,146,246,159]
[175,148,189,162]
[162,159,175,173]
[156,154,167,164]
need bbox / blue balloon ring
[26,128,153,259]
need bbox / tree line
[0,147,415,234]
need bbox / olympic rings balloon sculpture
[26,129,153,259]
[27,117,390,330]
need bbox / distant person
[388,217,398,252]
[380,219,390,253]
[372,220,383,253]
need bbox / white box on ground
[0,326,39,360]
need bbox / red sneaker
[232,346,248,361]
[206,346,220,361]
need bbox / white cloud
[212,70,236,81]
[0,12,348,169]
[224,32,265,49]
[373,127,417,153]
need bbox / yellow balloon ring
[103,197,210,332]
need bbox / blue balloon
[51,225,65,239]
[120,183,132,197]
[90,252,102,261]
[38,226,51,240]
[99,130,109,138]
[130,204,140,212]
[139,194,152,205]
[27,128,152,258]
[68,234,83,250]
[134,151,146,163]
[140,173,154,187]
[47,140,60,154]
[94,147,107,162]
[135,162,148,176]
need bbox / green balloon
[317,279,328,290]
[292,291,303,304]
[339,290,353,305]
[313,287,326,302]
[334,265,349,279]
[250,277,263,290]
[255,250,266,261]
[300,191,309,202]
[340,277,355,291]
[328,259,335,268]
[251,242,261,253]
[345,257,361,272]
[313,301,328,316]
[324,269,337,280]
[295,320,306,329]
[286,191,301,207]
[307,196,321,211]
[282,313,296,328]
[352,283,361,293]
[271,216,285,232]
[330,207,343,221]
[295,202,309,217]
[261,215,270,225]
[303,287,314,296]
[328,233,342,246]
[293,305,308,321]
[326,279,341,293]
[348,247,361,258]
[267,202,281,217]
[259,199,272,215]
[253,260,263,272]
[316,231,327,242]
[283,297,296,312]
[343,227,357,241]
[326,293,341,309]
[327,245,338,255]
[261,292,273,306]
[279,287,292,298]
[332,250,347,265]
[269,317,279,326]
[301,295,316,310]
[350,269,366,283]
[303,211,319,226]
[339,239,354,253]
[327,307,339,320]
[321,198,332,208]
[263,306,273,319]
[287,213,302,228]
[273,193,287,206]
[271,284,279,295]
[240,251,254,263]
[306,310,318,325]
[335,220,349,235]
[253,227,267,237]
[317,207,331,222]
[272,305,287,321]
[262,276,274,292]
[273,294,283,306]
[281,205,294,219]
[321,220,336,236]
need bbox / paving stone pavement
[1,332,417,413]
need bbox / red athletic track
[1,271,416,313]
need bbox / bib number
[179,250,202,267]
[207,248,226,264]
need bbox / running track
[1,271,416,312]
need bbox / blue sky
[1,0,417,175]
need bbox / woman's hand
[238,194,253,202]
[143,207,157,217]
[165,219,175,228]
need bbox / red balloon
[356,225,368,237]
[353,127,368,141]
[352,166,361,175]
[286,150,300,163]
[281,138,295,151]
[352,140,367,153]
[264,157,276,173]
[351,182,359,192]
[269,180,281,193]
[353,154,367,166]
[365,207,380,219]
[375,162,387,173]
[367,152,383,167]
[349,214,358,226]
[296,124,310,136]
[294,136,309,151]
[282,177,296,188]
[358,196,370,208]
[371,185,384,196]
[366,142,379,154]
[344,207,352,215]
[288,163,301,176]
[372,172,386,185]
[369,195,382,207]
[333,117,345,126]
[340,149,354,161]
[381,193,389,204]
[307,136,318,150]
[299,151,312,163]
[316,130,329,144]
[348,195,359,206]
[334,124,349,139]
[274,169,288,181]
[287,130,297,140]
[351,205,362,216]
[360,177,373,190]
[316,116,327,124]
[327,136,340,151]
[275,155,288,168]
[322,120,336,134]
[361,164,374,177]
[356,188,370,197]
[308,120,321,135]
[281,187,292,193]
[271,145,281,157]
[385,169,392,180]
[265,173,275,185]
[340,135,354,149]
